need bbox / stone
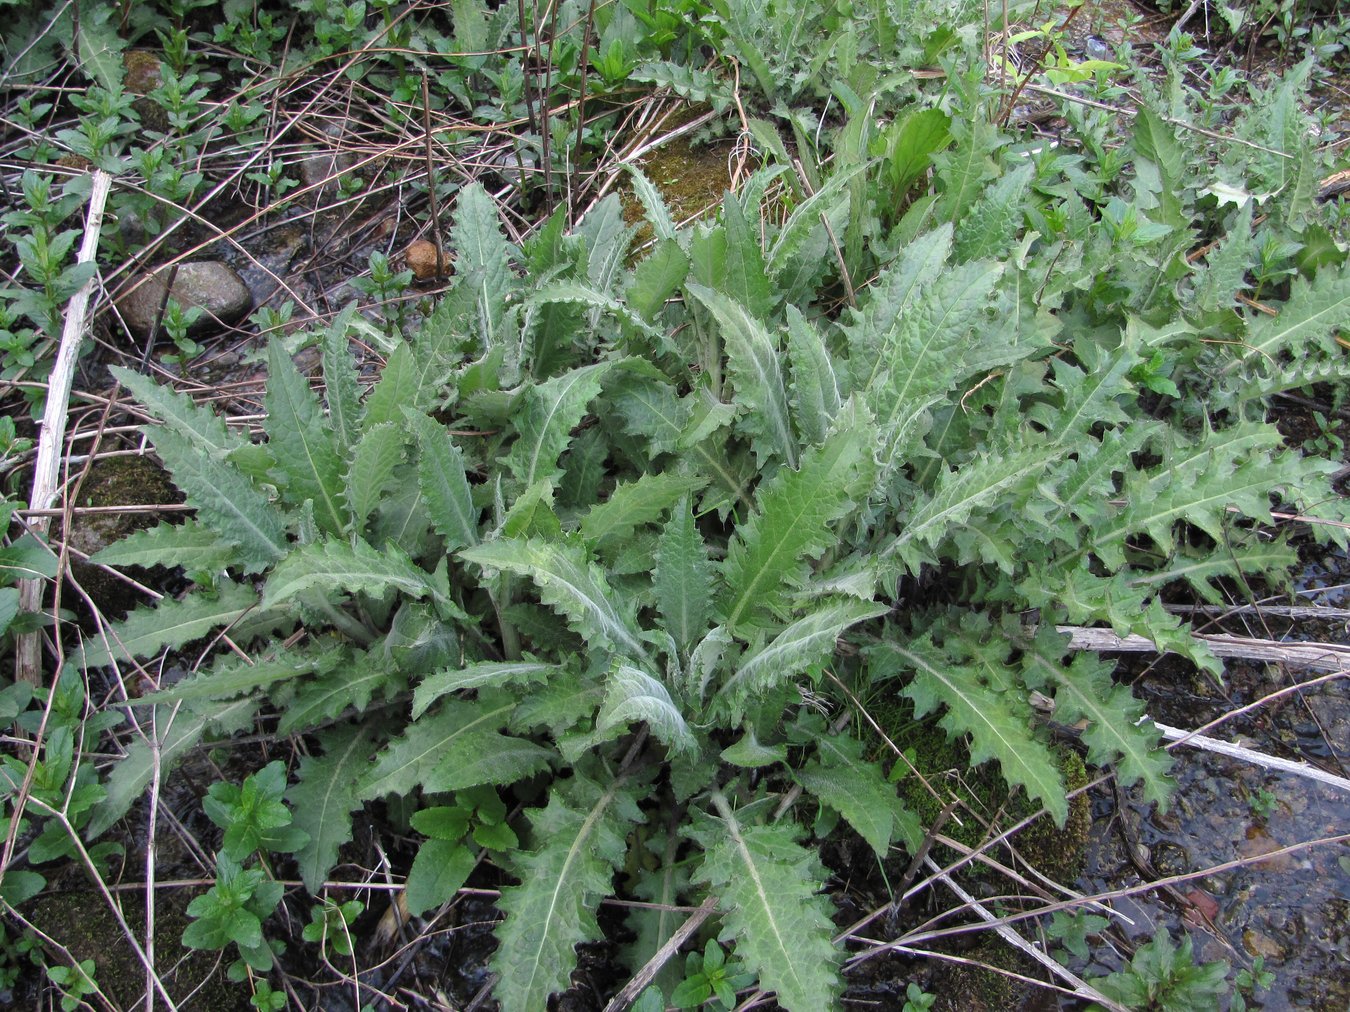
[300,149,358,192]
[406,239,448,280]
[115,262,253,338]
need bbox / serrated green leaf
[461,538,650,663]
[718,192,774,321]
[527,281,653,337]
[796,734,920,858]
[278,652,390,734]
[1019,626,1173,808]
[343,421,406,533]
[413,660,558,719]
[89,519,237,572]
[765,161,868,277]
[265,340,347,535]
[80,581,262,668]
[885,633,1069,826]
[451,182,518,348]
[1227,260,1350,370]
[492,769,645,1010]
[595,664,695,754]
[721,416,874,634]
[580,473,706,549]
[687,283,796,469]
[404,409,479,553]
[148,427,287,571]
[131,649,332,706]
[87,698,258,838]
[358,697,550,798]
[694,797,841,1011]
[262,537,434,609]
[716,600,887,717]
[288,724,375,891]
[655,496,713,653]
[623,163,679,243]
[889,447,1058,572]
[321,305,365,456]
[111,365,247,459]
[505,363,611,489]
[785,306,841,447]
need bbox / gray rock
[116,261,253,338]
[300,149,358,192]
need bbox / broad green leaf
[626,239,690,322]
[721,415,874,634]
[694,798,840,1011]
[492,769,645,1010]
[687,283,796,468]
[343,421,406,533]
[288,724,375,891]
[265,340,347,535]
[147,427,287,571]
[89,519,237,572]
[580,473,706,550]
[504,363,611,489]
[655,496,713,653]
[80,581,261,668]
[0,533,58,581]
[406,838,476,917]
[877,107,953,199]
[461,538,650,663]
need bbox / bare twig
[16,168,112,685]
[602,895,719,1012]
[1151,719,1350,792]
[1059,624,1350,673]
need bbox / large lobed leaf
[491,769,646,1010]
[694,797,841,1011]
[287,724,375,892]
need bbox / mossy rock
[62,455,178,616]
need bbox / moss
[29,881,249,1010]
[867,696,1091,882]
[63,455,178,615]
[621,125,733,244]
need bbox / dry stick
[15,168,112,685]
[420,71,446,276]
[1059,624,1350,673]
[923,856,1126,1011]
[1151,718,1350,792]
[601,895,719,1012]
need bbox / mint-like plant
[78,58,1347,1004]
